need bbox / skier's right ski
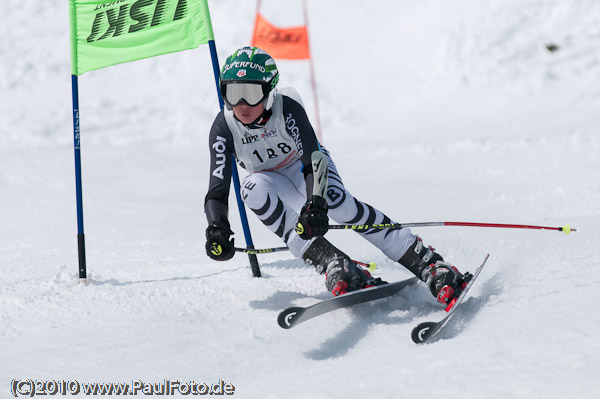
[278,277,419,329]
[411,254,490,344]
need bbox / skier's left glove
[205,217,235,261]
[296,195,329,240]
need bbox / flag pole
[71,74,88,285]
[302,0,322,142]
[207,40,262,278]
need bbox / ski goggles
[221,82,269,107]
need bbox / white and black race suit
[205,88,416,261]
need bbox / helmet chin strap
[252,107,273,126]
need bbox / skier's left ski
[278,277,419,329]
[411,254,490,344]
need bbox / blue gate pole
[71,75,88,284]
[207,40,261,277]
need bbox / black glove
[296,196,329,240]
[205,217,235,261]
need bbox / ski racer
[205,46,466,306]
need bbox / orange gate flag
[251,13,310,59]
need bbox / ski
[411,254,490,344]
[278,277,419,329]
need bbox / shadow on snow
[255,272,503,358]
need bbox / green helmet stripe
[220,46,278,86]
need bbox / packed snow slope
[2,0,600,398]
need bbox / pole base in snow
[249,252,261,278]
[77,233,87,282]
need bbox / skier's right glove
[296,195,329,240]
[205,217,235,261]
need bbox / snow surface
[2,0,600,398]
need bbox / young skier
[205,46,467,306]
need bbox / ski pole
[235,246,290,255]
[234,221,575,254]
[328,221,576,234]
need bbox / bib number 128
[252,143,292,163]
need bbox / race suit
[205,87,416,260]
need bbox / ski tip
[411,321,437,344]
[277,307,304,329]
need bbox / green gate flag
[69,0,214,75]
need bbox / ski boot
[398,237,469,310]
[302,237,386,296]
